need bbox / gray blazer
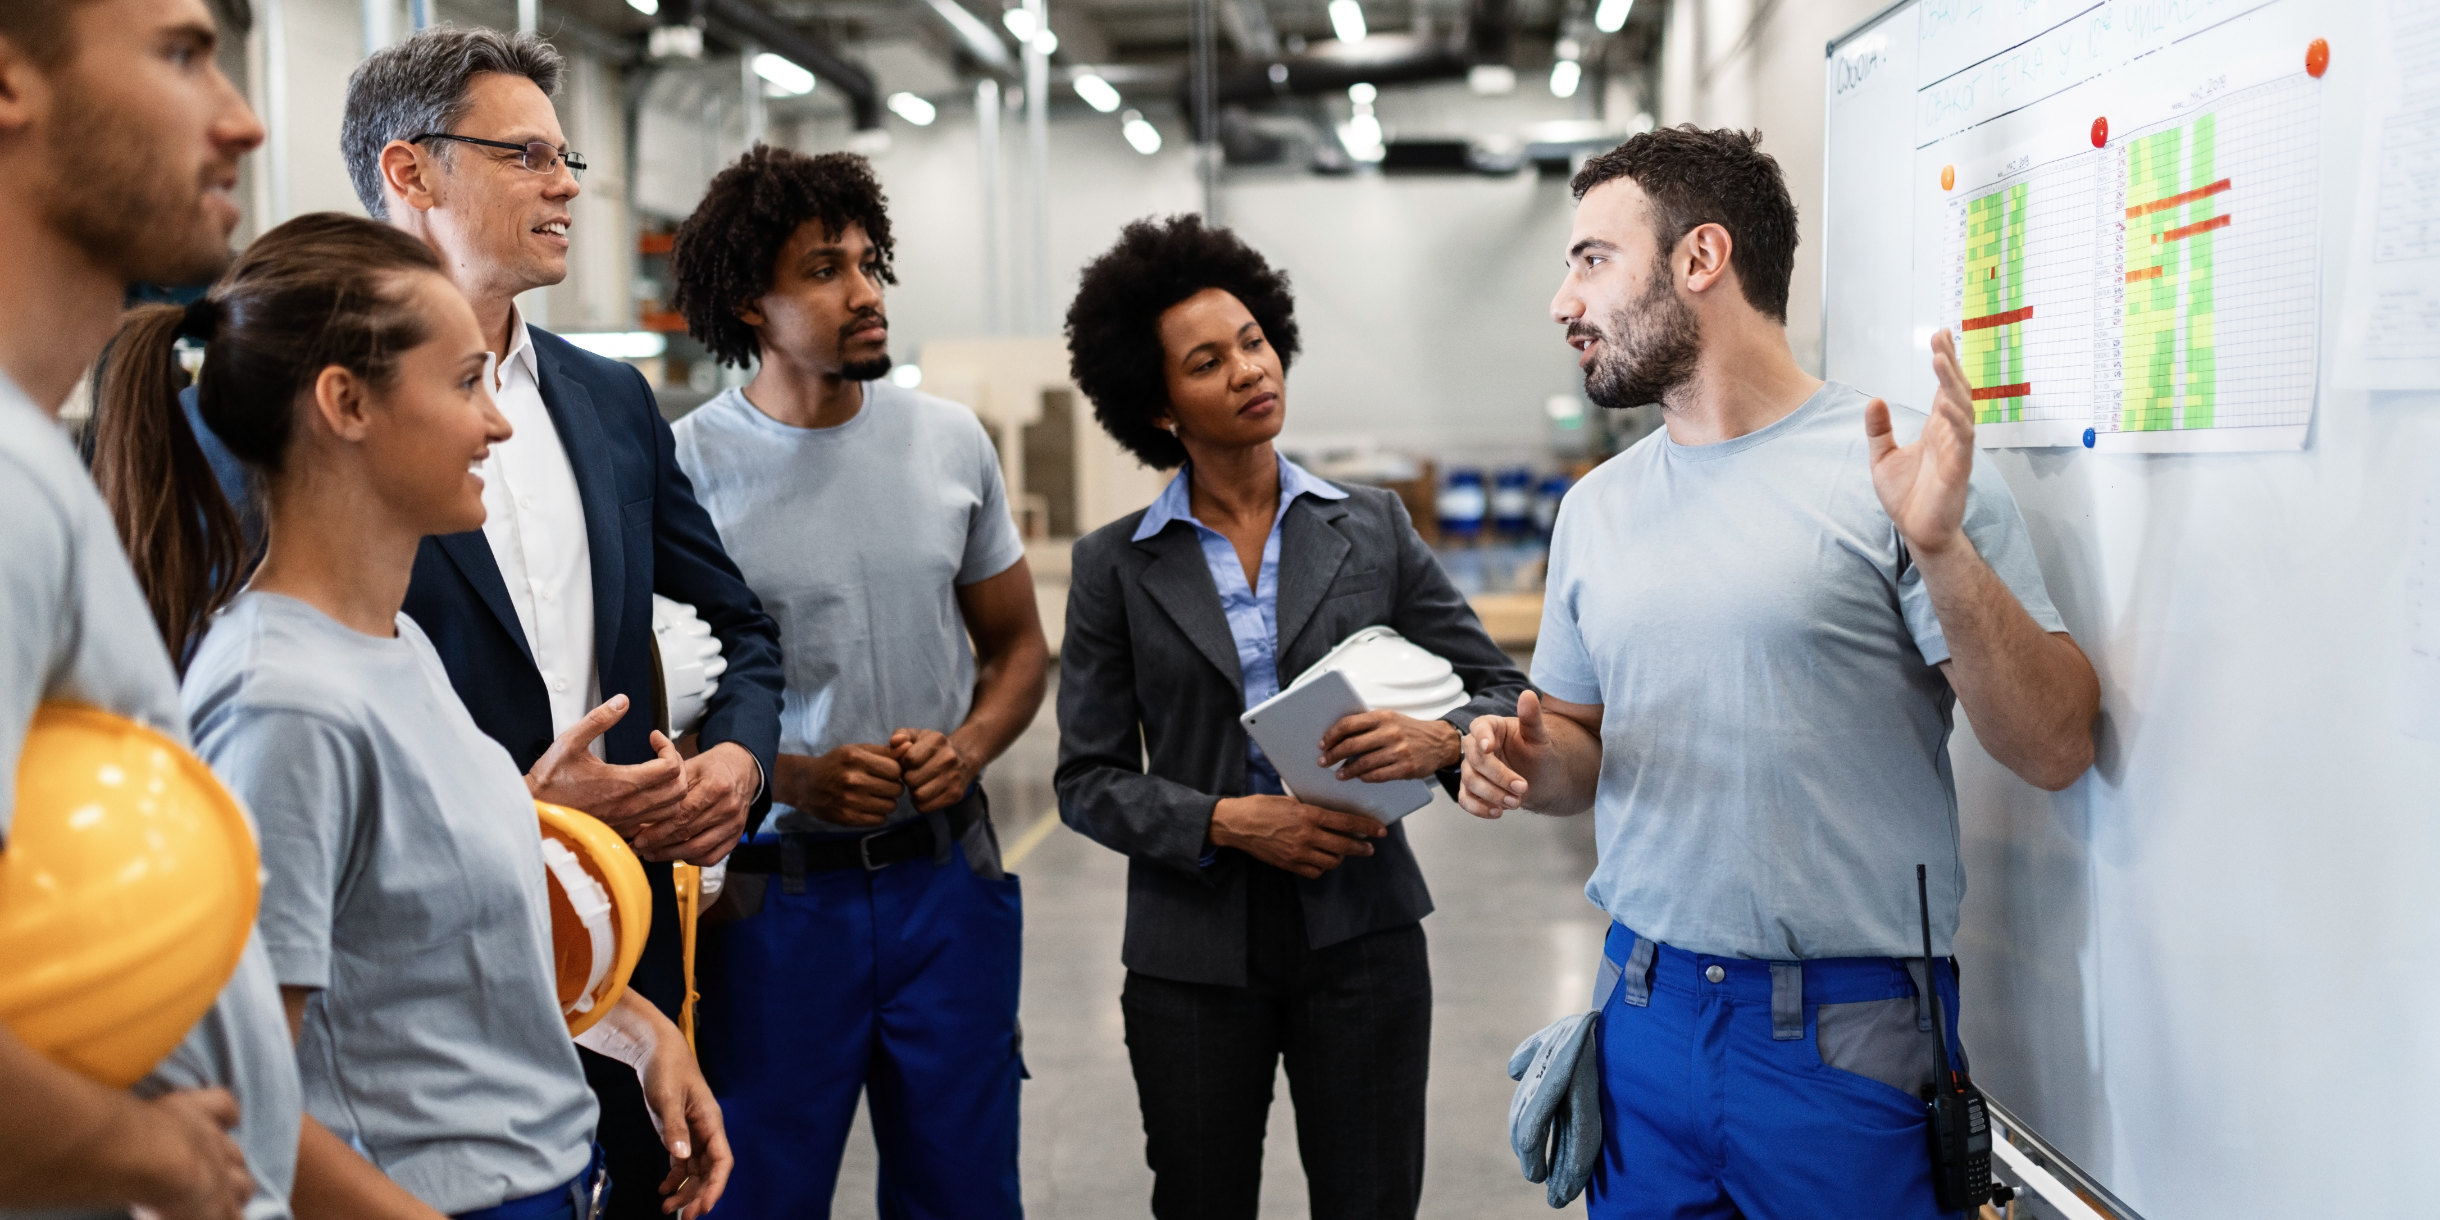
[1055,482,1531,987]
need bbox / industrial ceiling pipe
[1188,0,1511,111]
[673,0,883,129]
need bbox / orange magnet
[2305,38,2330,78]
[1941,164,1956,191]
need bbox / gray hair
[341,26,564,219]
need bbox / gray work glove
[1506,1009,1604,1207]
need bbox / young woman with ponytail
[92,212,732,1220]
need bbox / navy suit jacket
[186,327,784,1012]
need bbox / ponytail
[92,298,247,669]
[90,213,446,670]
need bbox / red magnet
[2090,116,2109,147]
[2306,38,2330,78]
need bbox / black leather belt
[726,791,985,874]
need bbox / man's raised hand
[1864,329,1979,559]
[1458,690,1551,819]
[525,695,689,836]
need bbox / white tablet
[1239,669,1436,824]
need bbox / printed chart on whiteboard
[1920,1,2327,452]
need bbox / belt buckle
[584,1165,606,1220]
[858,830,885,871]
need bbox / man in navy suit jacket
[339,28,782,1219]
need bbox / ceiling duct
[1193,0,1513,109]
[668,0,883,129]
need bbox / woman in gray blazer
[1056,216,1530,1220]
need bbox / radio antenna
[1918,863,1954,1094]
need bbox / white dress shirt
[478,312,601,745]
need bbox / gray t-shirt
[0,378,299,1220]
[182,593,596,1214]
[1532,381,2065,962]
[673,383,1026,840]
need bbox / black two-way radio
[1916,864,1993,1213]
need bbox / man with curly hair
[666,145,1047,1220]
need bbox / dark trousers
[1120,865,1431,1220]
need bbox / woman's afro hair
[1063,214,1298,469]
[668,144,896,368]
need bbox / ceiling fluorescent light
[1327,0,1367,45]
[887,92,937,125]
[1548,58,1581,98]
[560,332,669,360]
[1593,0,1632,34]
[626,0,658,13]
[1073,73,1123,112]
[752,52,815,96]
[1347,81,1376,105]
[1001,7,1038,41]
[1032,28,1058,54]
[1121,109,1163,155]
[1467,64,1516,94]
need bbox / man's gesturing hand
[773,745,904,827]
[1209,795,1385,879]
[1865,329,1978,558]
[632,742,758,865]
[525,695,688,837]
[1458,690,1553,819]
[890,729,976,813]
[1318,710,1462,783]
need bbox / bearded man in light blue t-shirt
[662,146,1049,1220]
[1459,127,2103,1219]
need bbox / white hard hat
[649,595,727,738]
[1290,627,1469,719]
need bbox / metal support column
[361,0,391,55]
[1022,0,1050,333]
[741,47,767,148]
[976,78,1004,335]
[1191,0,1218,219]
[517,0,538,34]
[252,0,290,226]
[408,0,431,31]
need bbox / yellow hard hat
[536,801,650,1036]
[0,703,260,1087]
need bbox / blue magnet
[2082,428,2097,448]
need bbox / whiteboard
[1823,3,2440,1218]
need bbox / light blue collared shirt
[1134,453,1349,794]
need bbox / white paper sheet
[2339,0,2440,389]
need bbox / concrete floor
[820,701,1608,1219]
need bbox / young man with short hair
[1461,126,2101,1218]
[0,2,281,1217]
[666,146,1048,1220]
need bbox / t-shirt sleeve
[957,413,1027,586]
[1528,494,1605,706]
[1899,459,2069,666]
[195,706,367,991]
[0,469,71,844]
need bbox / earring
[1164,422,1180,436]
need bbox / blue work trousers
[1588,923,1970,1220]
[699,836,1024,1220]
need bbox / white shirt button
[1704,965,1726,983]
[550,677,568,692]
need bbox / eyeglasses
[411,133,587,181]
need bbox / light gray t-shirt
[673,383,1026,840]
[0,378,299,1220]
[1532,381,2066,962]
[182,593,596,1214]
